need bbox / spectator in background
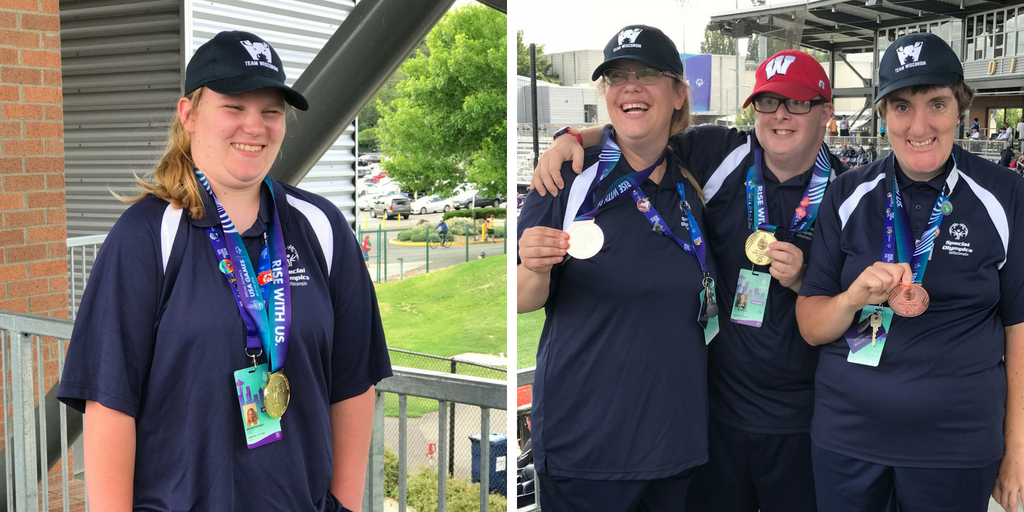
[1004,122,1014,140]
[999,145,1015,167]
[361,235,372,267]
[998,127,1010,141]
[972,117,980,133]
[970,127,981,139]
[1017,119,1024,140]
[828,115,838,138]
[880,119,887,139]
[839,115,850,144]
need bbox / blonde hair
[596,74,704,203]
[119,88,209,219]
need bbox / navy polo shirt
[670,125,845,434]
[58,179,392,511]
[518,146,712,480]
[800,145,1024,467]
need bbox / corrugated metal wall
[60,0,185,236]
[60,0,358,236]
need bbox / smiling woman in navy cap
[797,32,1024,511]
[57,31,391,511]
[518,25,716,510]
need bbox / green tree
[357,75,401,153]
[376,5,506,197]
[517,31,560,84]
[700,26,736,55]
[736,104,756,126]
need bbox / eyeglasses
[752,96,828,115]
[602,67,677,86]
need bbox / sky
[516,0,741,57]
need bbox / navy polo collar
[190,176,290,235]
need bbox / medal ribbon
[745,142,832,240]
[195,169,292,373]
[882,152,958,283]
[573,130,664,221]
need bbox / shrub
[443,207,507,221]
[383,447,505,512]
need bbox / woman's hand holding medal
[842,262,913,312]
[519,226,569,274]
[765,241,806,292]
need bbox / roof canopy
[709,0,1007,51]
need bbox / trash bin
[469,432,507,496]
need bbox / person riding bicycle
[435,220,449,240]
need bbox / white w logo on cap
[765,55,796,80]
[618,28,643,45]
[896,42,923,65]
[240,40,273,62]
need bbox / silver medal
[566,220,604,260]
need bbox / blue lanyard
[195,169,292,373]
[573,130,664,221]
[882,153,957,283]
[628,181,709,275]
[745,142,832,240]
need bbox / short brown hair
[875,78,975,123]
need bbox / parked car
[371,195,411,219]
[410,195,454,214]
[456,191,503,209]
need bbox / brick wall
[0,0,67,320]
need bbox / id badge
[845,306,893,367]
[730,269,770,328]
[234,363,283,449]
[700,285,719,345]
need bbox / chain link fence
[383,348,507,495]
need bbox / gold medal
[744,230,776,266]
[264,371,290,418]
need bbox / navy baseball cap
[877,32,963,102]
[592,25,684,81]
[185,30,309,110]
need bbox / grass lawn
[375,256,506,417]
[517,310,544,369]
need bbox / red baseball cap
[742,49,832,108]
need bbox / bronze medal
[744,230,776,266]
[264,371,291,418]
[887,284,929,318]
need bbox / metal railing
[368,367,506,512]
[0,310,78,512]
[0,310,506,512]
[66,236,105,320]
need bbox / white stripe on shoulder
[287,194,335,275]
[838,171,885,230]
[956,171,1009,269]
[703,135,752,202]
[561,161,600,232]
[160,204,183,273]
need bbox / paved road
[355,206,508,280]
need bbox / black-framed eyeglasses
[752,96,828,115]
[602,67,677,86]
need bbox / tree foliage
[376,5,506,197]
[517,31,560,84]
[700,26,736,55]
